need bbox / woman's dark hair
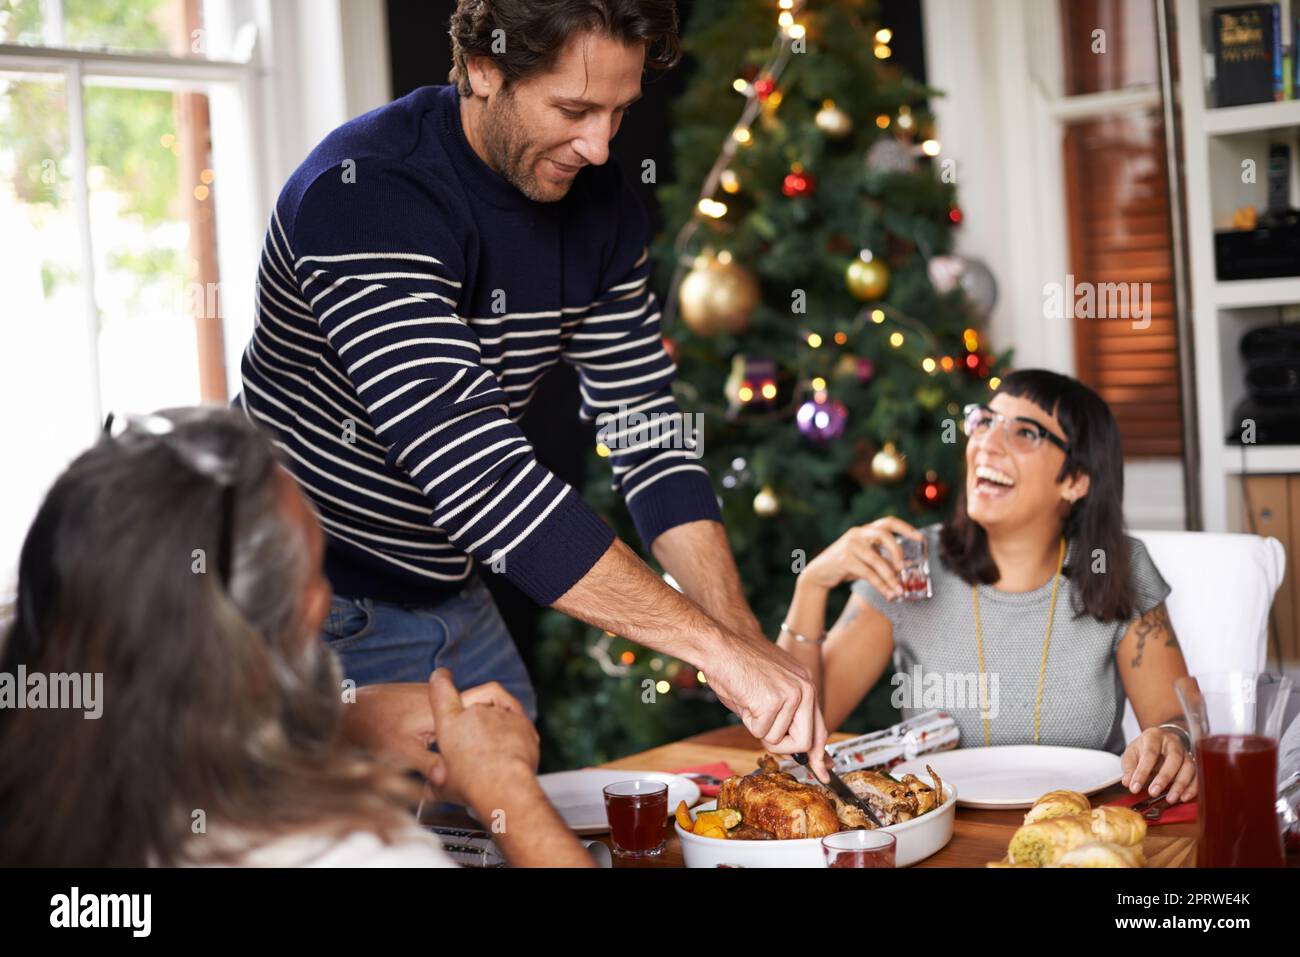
[939,369,1135,622]
[0,407,419,866]
[448,0,682,97]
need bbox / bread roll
[1023,789,1091,824]
[1053,841,1146,868]
[1088,806,1147,847]
[1008,814,1096,866]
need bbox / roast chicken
[716,754,944,839]
[840,766,943,824]
[716,757,840,840]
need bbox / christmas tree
[534,0,1009,772]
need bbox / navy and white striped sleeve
[289,162,613,606]
[563,172,722,548]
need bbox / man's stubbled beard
[480,84,555,203]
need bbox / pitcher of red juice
[1175,673,1292,868]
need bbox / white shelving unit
[1175,0,1300,531]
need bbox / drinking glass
[602,780,668,859]
[1175,672,1292,867]
[895,534,932,602]
[822,829,896,868]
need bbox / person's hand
[425,668,540,813]
[339,679,525,782]
[800,517,923,599]
[462,681,526,714]
[1120,727,1198,804]
[703,633,830,782]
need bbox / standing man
[236,0,827,772]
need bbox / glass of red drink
[1175,673,1292,868]
[822,829,896,868]
[893,534,932,602]
[602,780,668,859]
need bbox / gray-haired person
[0,407,591,866]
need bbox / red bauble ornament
[753,75,776,101]
[949,204,963,224]
[782,170,815,198]
[913,470,951,511]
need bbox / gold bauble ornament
[815,101,853,139]
[846,253,890,301]
[679,252,760,337]
[870,442,908,484]
[753,484,781,517]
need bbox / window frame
[0,8,262,434]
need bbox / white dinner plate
[474,769,700,835]
[890,746,1123,808]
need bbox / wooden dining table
[426,723,1300,868]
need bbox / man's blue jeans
[320,576,538,722]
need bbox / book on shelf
[1211,3,1281,106]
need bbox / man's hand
[424,669,594,867]
[425,669,540,812]
[703,637,830,782]
[338,679,525,782]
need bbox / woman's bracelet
[779,621,825,645]
[1156,722,1193,755]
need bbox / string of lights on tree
[642,0,1003,528]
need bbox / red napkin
[1104,791,1198,825]
[669,761,736,798]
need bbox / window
[1056,0,1184,458]
[0,0,263,586]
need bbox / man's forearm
[465,773,595,868]
[551,536,733,669]
[554,535,828,776]
[650,519,763,643]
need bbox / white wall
[250,0,392,215]
[215,0,392,397]
[921,0,1074,374]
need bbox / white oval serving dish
[676,782,957,868]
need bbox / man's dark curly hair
[448,0,682,97]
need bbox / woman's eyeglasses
[101,412,238,585]
[961,404,1070,455]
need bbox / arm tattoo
[1129,604,1175,668]
[832,597,863,634]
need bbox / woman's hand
[1120,727,1198,804]
[800,517,924,599]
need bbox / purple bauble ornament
[796,395,848,443]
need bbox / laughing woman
[777,369,1198,804]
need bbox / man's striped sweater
[236,84,720,607]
